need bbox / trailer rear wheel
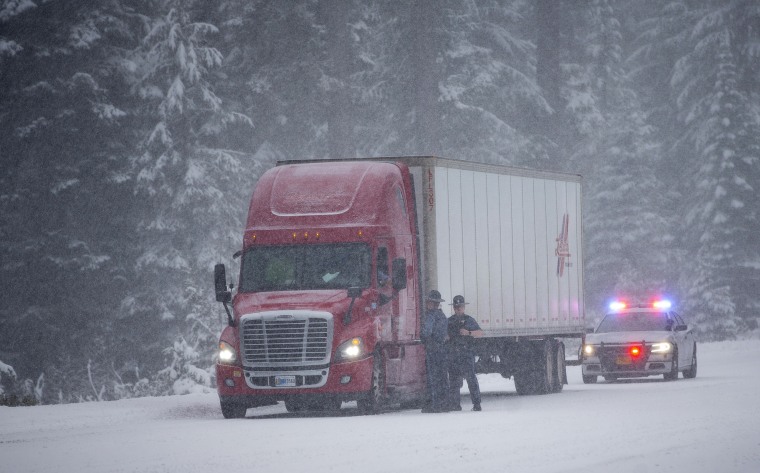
[514,340,554,395]
[538,340,554,394]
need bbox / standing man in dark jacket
[421,289,450,413]
[447,295,483,411]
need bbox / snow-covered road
[2,340,759,473]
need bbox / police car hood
[587,331,674,345]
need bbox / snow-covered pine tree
[678,30,760,339]
[0,0,147,403]
[0,360,17,398]
[565,0,674,312]
[436,0,549,165]
[127,0,255,394]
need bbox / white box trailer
[257,155,585,396]
[401,156,585,394]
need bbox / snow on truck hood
[234,289,359,315]
[586,331,675,345]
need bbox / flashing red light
[629,345,642,357]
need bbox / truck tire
[357,354,385,413]
[582,374,598,384]
[220,397,248,419]
[663,348,679,381]
[536,340,554,394]
[514,370,535,395]
[515,340,553,395]
[683,345,698,379]
[551,341,566,393]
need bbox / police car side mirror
[675,324,688,332]
[585,327,595,334]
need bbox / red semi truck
[214,156,585,418]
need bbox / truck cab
[214,160,426,418]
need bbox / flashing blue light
[609,301,627,311]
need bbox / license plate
[618,355,632,365]
[274,375,296,387]
[617,355,632,365]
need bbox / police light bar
[609,301,627,311]
[652,300,672,309]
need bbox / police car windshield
[596,311,671,333]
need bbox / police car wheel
[582,374,597,384]
[664,348,679,381]
[683,345,698,379]
[551,341,565,393]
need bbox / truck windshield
[239,243,371,292]
[596,312,672,333]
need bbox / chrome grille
[241,316,330,365]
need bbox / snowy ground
[2,340,759,473]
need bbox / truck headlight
[218,341,237,364]
[583,344,596,357]
[335,337,365,362]
[651,342,672,353]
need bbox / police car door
[673,312,694,367]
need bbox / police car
[581,300,697,383]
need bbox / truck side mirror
[214,263,232,303]
[391,258,407,291]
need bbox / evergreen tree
[126,0,255,392]
[438,0,549,165]
[0,0,145,402]
[665,0,760,338]
[678,32,760,338]
[564,1,674,312]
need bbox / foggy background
[1,0,758,403]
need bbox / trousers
[425,348,449,409]
[448,354,481,407]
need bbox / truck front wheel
[220,397,248,419]
[357,354,385,413]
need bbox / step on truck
[214,156,585,418]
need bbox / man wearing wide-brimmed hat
[447,295,483,411]
[421,289,450,413]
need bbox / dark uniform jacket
[447,314,481,358]
[422,308,448,353]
